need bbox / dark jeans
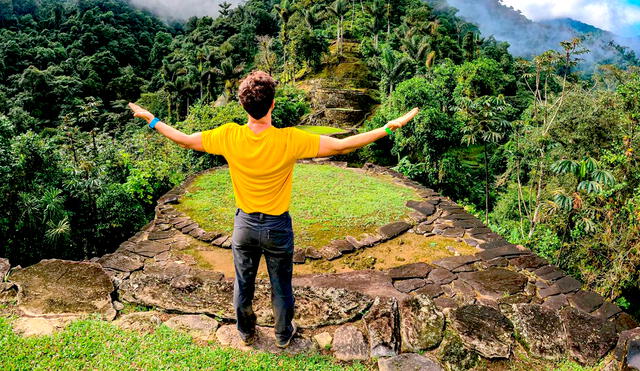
[232,208,295,343]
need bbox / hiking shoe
[241,331,258,346]
[275,321,297,349]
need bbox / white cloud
[128,0,243,21]
[500,0,640,35]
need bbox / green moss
[175,164,419,251]
[0,317,369,370]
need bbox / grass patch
[175,164,419,250]
[297,125,347,135]
[0,316,368,370]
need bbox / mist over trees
[1,0,639,317]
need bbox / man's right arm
[317,108,419,157]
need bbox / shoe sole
[275,322,297,349]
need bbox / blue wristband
[149,117,160,129]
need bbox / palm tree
[459,95,512,224]
[326,0,348,54]
[401,34,432,72]
[213,57,246,104]
[365,0,386,48]
[274,0,294,79]
[375,47,410,95]
[303,4,325,31]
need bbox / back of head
[238,71,277,120]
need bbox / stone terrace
[1,161,639,370]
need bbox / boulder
[628,340,640,370]
[114,311,163,333]
[292,270,405,300]
[332,325,369,361]
[163,314,219,341]
[314,332,333,350]
[12,317,68,337]
[9,259,115,320]
[393,279,426,293]
[97,253,144,273]
[399,294,445,352]
[363,297,399,357]
[615,327,640,361]
[405,200,436,216]
[0,282,17,302]
[120,272,371,328]
[216,324,312,354]
[451,304,514,359]
[510,304,566,360]
[379,222,412,240]
[387,262,432,280]
[560,306,617,365]
[378,353,444,371]
[0,258,9,278]
[459,268,528,300]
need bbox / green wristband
[385,127,394,136]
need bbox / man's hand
[128,102,154,124]
[385,107,420,130]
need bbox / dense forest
[1,0,639,318]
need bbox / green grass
[175,164,419,250]
[0,316,368,370]
[296,126,347,135]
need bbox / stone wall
[1,161,639,370]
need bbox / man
[129,70,418,348]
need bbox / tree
[373,47,410,95]
[325,0,348,54]
[458,95,512,224]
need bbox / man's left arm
[128,103,204,151]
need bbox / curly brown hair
[237,70,277,120]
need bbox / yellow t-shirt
[201,123,320,215]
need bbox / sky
[128,0,242,21]
[500,0,640,36]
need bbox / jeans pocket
[267,229,294,253]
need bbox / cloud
[500,0,640,36]
[127,0,243,21]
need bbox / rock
[314,332,333,350]
[304,248,322,260]
[476,245,530,261]
[628,340,640,370]
[114,311,162,333]
[438,331,480,371]
[414,283,444,298]
[292,270,404,300]
[593,301,622,319]
[399,294,445,352]
[394,279,426,293]
[292,249,306,264]
[379,222,412,240]
[433,297,458,311]
[415,223,434,234]
[120,272,371,328]
[328,239,355,254]
[613,313,640,333]
[387,263,432,280]
[555,276,582,294]
[615,327,640,361]
[542,294,569,311]
[211,235,229,246]
[534,265,565,281]
[345,236,363,249]
[442,228,465,238]
[378,353,444,371]
[113,301,124,311]
[468,227,492,236]
[155,223,172,231]
[428,268,456,285]
[9,259,115,320]
[148,230,176,241]
[560,306,617,365]
[359,234,383,247]
[364,297,399,357]
[318,244,342,260]
[478,239,511,250]
[0,282,17,302]
[332,325,369,361]
[163,314,219,341]
[567,290,604,313]
[199,231,220,243]
[510,255,548,270]
[0,258,9,278]
[459,268,528,299]
[97,253,144,273]
[510,304,566,360]
[126,240,171,258]
[12,317,68,337]
[406,200,436,216]
[181,223,199,234]
[450,279,477,306]
[143,260,192,278]
[451,304,514,358]
[433,256,479,271]
[216,324,312,354]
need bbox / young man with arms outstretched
[129,70,418,348]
